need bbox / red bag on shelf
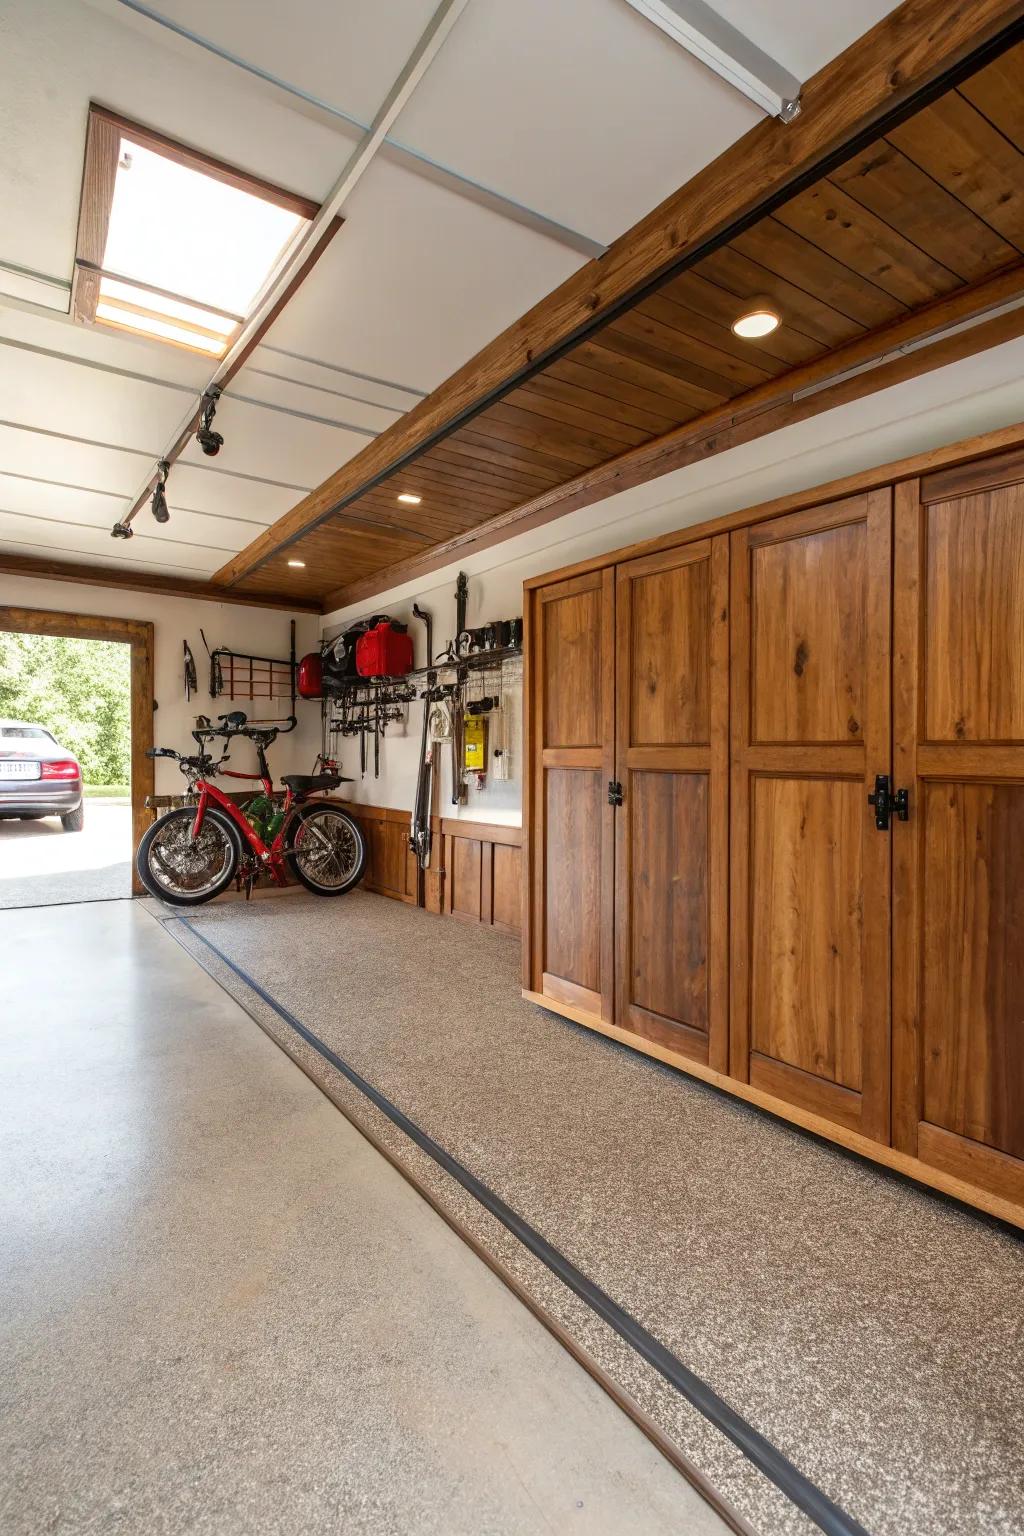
[355,621,414,679]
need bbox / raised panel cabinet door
[893,466,1024,1208]
[614,536,729,1070]
[529,569,615,1019]
[730,490,893,1143]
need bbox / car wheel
[61,804,85,832]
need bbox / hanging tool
[200,628,222,697]
[412,602,433,666]
[183,640,197,701]
[410,686,435,869]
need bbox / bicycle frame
[190,768,296,885]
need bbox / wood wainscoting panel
[440,820,523,937]
[731,490,893,1143]
[894,461,1024,1208]
[347,805,419,905]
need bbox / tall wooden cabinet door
[528,569,615,1021]
[730,490,893,1144]
[893,462,1024,1208]
[614,536,729,1071]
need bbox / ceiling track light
[151,459,171,524]
[196,384,224,456]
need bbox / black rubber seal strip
[245,16,1024,572]
[176,914,872,1536]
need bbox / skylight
[73,108,317,357]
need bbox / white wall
[0,573,322,794]
[321,334,1024,826]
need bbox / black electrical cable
[175,915,874,1536]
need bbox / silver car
[0,720,84,831]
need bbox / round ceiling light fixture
[731,297,781,339]
[287,559,306,568]
[397,492,422,505]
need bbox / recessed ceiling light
[732,298,781,339]
[397,492,421,505]
[287,559,305,568]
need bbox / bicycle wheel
[136,806,241,906]
[286,802,366,896]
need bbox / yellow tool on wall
[463,715,487,773]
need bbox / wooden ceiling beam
[317,262,1024,612]
[213,0,1024,588]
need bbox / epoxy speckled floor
[0,901,732,1536]
[166,889,1024,1536]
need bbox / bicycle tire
[136,805,242,906]
[285,802,366,896]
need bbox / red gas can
[296,652,323,698]
[355,621,414,679]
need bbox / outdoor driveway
[0,799,132,908]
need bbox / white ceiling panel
[0,471,268,549]
[0,0,347,282]
[710,0,902,84]
[175,394,370,486]
[264,156,586,392]
[390,0,762,244]
[0,348,186,450]
[162,462,306,523]
[0,300,214,393]
[0,508,224,573]
[247,346,424,415]
[228,367,401,438]
[0,423,151,497]
[117,0,447,127]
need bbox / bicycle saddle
[217,710,248,729]
[280,772,353,793]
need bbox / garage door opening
[0,606,153,909]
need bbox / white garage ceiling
[0,0,902,586]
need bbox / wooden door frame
[0,604,154,894]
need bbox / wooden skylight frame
[71,105,322,356]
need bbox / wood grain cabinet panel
[920,782,1024,1159]
[614,538,728,1068]
[924,490,1024,742]
[894,462,1024,1207]
[732,491,892,1142]
[750,777,864,1094]
[751,521,867,744]
[529,570,615,1019]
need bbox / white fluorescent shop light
[623,0,802,121]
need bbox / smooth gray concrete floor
[0,799,131,908]
[0,901,728,1536]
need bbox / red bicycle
[135,711,366,906]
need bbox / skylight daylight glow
[93,136,309,354]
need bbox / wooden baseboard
[523,990,1024,1232]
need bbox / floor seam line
[158,910,758,1536]
[171,911,874,1536]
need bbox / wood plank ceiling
[220,41,1024,609]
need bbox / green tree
[0,632,131,784]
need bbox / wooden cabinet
[730,493,892,1143]
[524,439,1024,1226]
[614,538,729,1070]
[893,462,1024,1209]
[528,569,615,1019]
